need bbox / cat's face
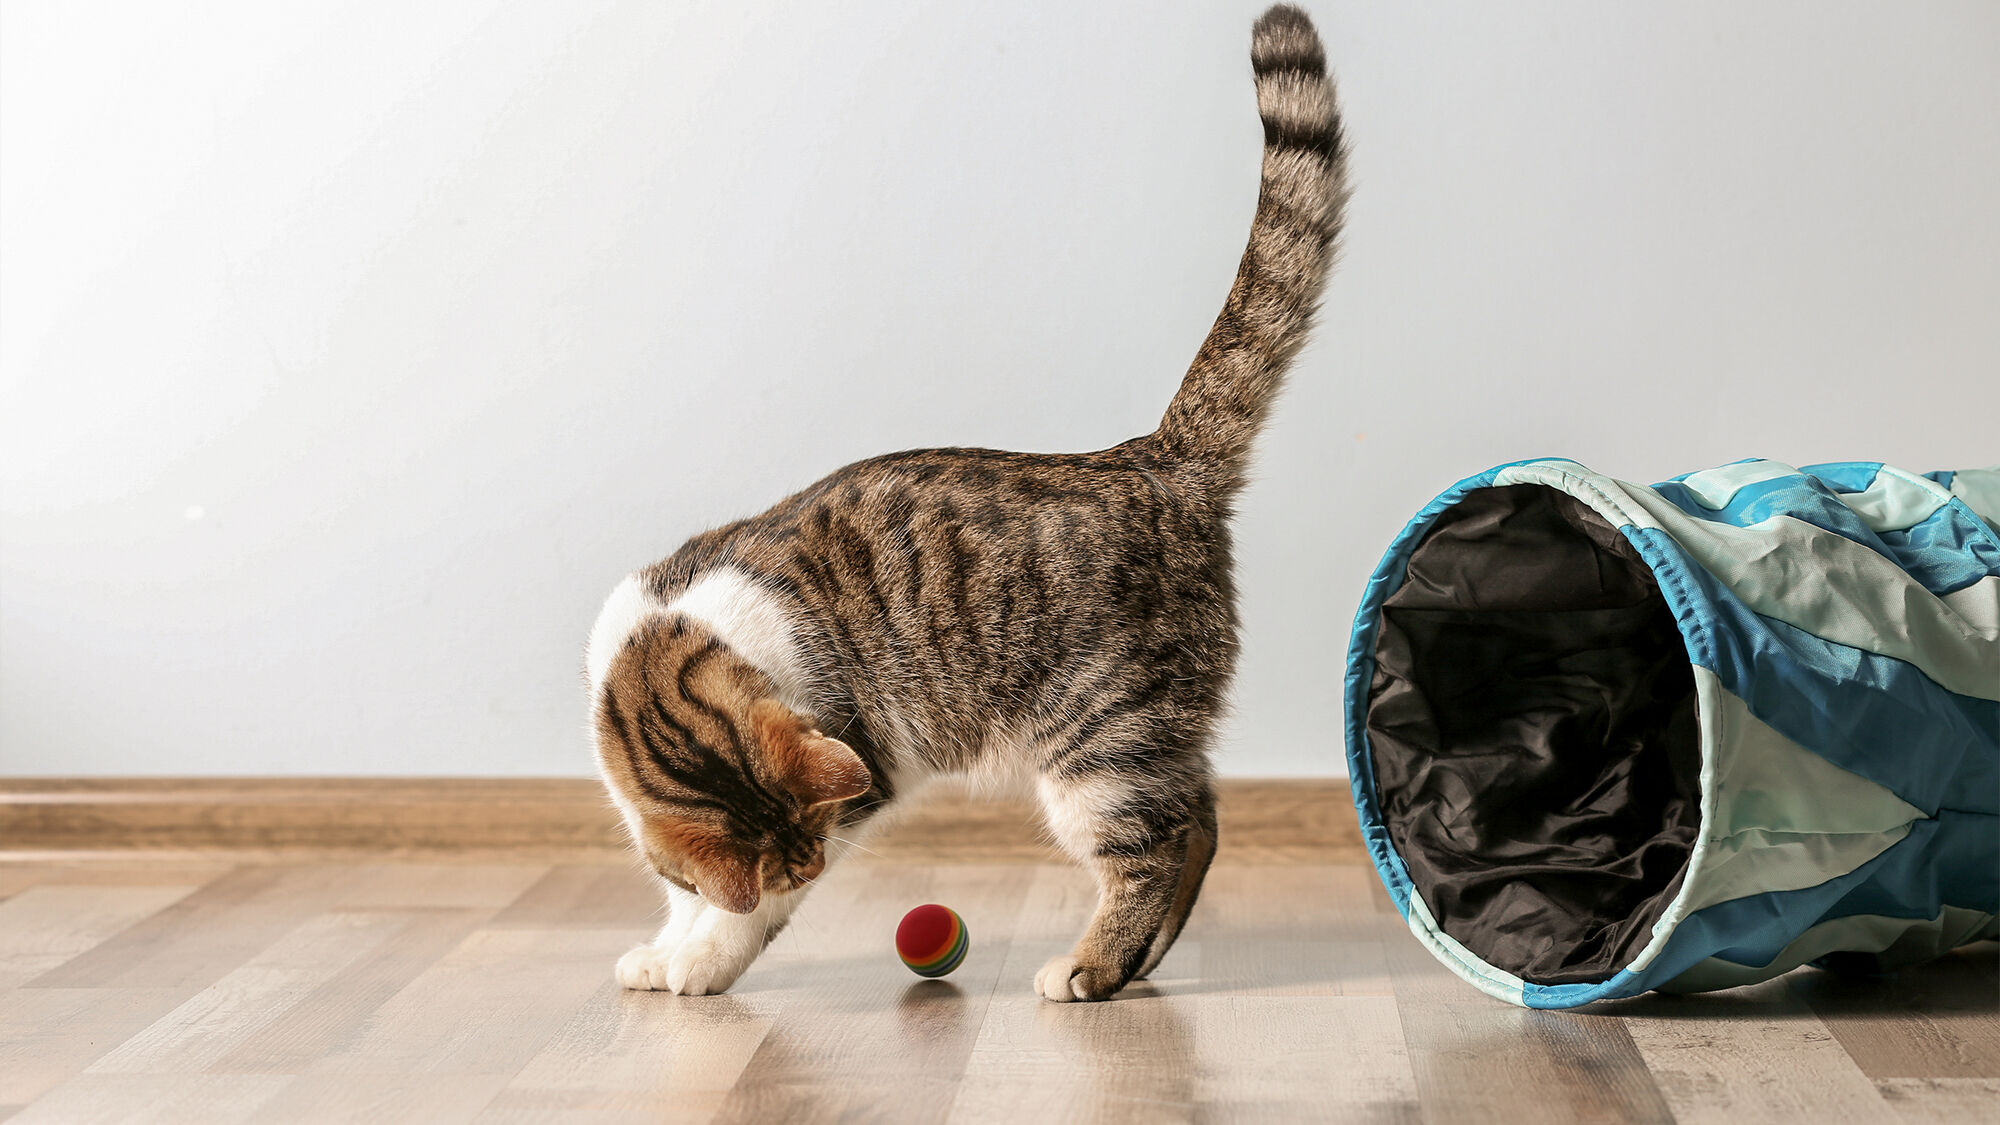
[593,618,870,914]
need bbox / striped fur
[591,5,1346,1001]
[1150,4,1347,498]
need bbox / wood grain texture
[0,853,1991,1123]
[0,886,198,990]
[1791,949,2000,1079]
[1612,981,1895,1125]
[248,1074,515,1125]
[1381,893,1677,1125]
[0,987,188,1105]
[7,1073,291,1125]
[0,777,1364,861]
[1874,1077,2000,1125]
[952,864,1421,1124]
[82,911,408,1075]
[0,779,624,853]
[210,908,495,1075]
[305,927,629,1076]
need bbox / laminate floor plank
[242,1074,516,1125]
[952,990,1423,1125]
[301,926,629,1077]
[1382,921,1675,1125]
[84,912,408,1074]
[475,981,773,1125]
[1611,979,1894,1125]
[1789,948,2000,1079]
[708,862,1037,1125]
[947,867,1157,1120]
[0,988,188,1105]
[6,1073,291,1125]
[1874,1076,2000,1124]
[210,908,495,1074]
[313,863,552,912]
[1,855,1992,1123]
[0,861,234,900]
[25,866,324,990]
[484,863,660,930]
[0,885,199,989]
[950,866,1421,1123]
[1188,864,1398,997]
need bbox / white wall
[3,1,1995,777]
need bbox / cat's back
[646,441,1230,617]
[757,441,1220,559]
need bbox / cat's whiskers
[822,832,882,860]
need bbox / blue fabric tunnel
[1343,459,1999,1008]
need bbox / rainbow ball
[895,904,969,978]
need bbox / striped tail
[1150,5,1347,496]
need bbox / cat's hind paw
[1034,954,1122,1002]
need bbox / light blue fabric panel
[1873,505,2000,596]
[1650,474,1881,547]
[1806,461,2000,593]
[1622,527,1997,817]
[1650,463,2000,598]
[1656,813,1999,991]
[1814,810,1999,922]
[1943,468,2000,532]
[1802,461,1883,493]
[1531,816,1988,1004]
[1644,838,1922,993]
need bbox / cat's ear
[750,700,872,808]
[684,840,762,914]
[649,820,763,914]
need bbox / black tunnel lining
[1368,484,1702,985]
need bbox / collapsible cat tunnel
[1344,458,2000,1008]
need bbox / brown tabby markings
[592,4,1346,1001]
[596,618,866,915]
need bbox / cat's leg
[614,794,889,994]
[1033,768,1215,1002]
[614,881,706,990]
[618,881,807,995]
[1133,784,1217,981]
[658,885,806,995]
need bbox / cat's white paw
[665,937,752,996]
[616,942,678,991]
[617,937,751,995]
[1035,954,1084,1002]
[1035,953,1126,1001]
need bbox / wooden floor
[1,853,1994,1124]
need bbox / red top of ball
[896,903,958,960]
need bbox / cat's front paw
[1034,954,1123,1002]
[664,936,753,995]
[615,938,752,995]
[616,942,679,991]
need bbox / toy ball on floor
[895,904,969,978]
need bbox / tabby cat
[587,4,1346,1002]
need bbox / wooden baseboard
[0,777,1362,863]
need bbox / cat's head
[591,616,870,914]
